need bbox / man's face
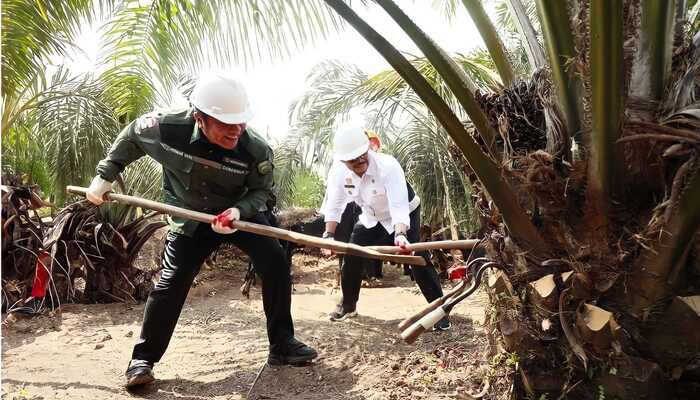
[195,112,246,150]
[342,151,369,176]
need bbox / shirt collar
[365,151,378,177]
[348,151,378,180]
[190,124,204,144]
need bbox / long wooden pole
[66,186,426,266]
[368,239,479,254]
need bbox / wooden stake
[246,362,267,399]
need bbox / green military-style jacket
[96,108,275,236]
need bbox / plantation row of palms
[2,0,700,398]
[2,0,341,204]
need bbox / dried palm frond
[43,200,165,304]
[1,180,49,312]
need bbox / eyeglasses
[343,152,368,166]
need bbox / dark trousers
[337,202,382,279]
[132,213,294,363]
[340,205,443,309]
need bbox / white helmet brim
[200,108,254,125]
[335,142,370,162]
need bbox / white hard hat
[190,73,253,124]
[334,124,370,161]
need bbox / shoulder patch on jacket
[139,115,158,130]
[134,112,161,139]
[257,160,273,175]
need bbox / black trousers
[132,213,294,363]
[336,202,382,279]
[340,205,443,309]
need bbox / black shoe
[268,338,318,366]
[125,359,155,388]
[433,316,451,332]
[328,304,357,321]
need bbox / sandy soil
[2,250,494,400]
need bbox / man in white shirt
[320,125,449,330]
[321,129,383,280]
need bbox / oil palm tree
[2,0,341,202]
[324,0,700,398]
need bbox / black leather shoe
[268,338,318,366]
[125,359,155,388]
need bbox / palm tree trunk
[626,165,700,316]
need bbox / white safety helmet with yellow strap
[190,73,253,124]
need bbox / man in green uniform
[85,73,317,388]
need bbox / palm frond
[431,0,462,22]
[120,157,163,200]
[99,0,341,121]
[460,0,517,86]
[32,69,119,204]
[364,53,502,98]
[393,97,477,231]
[630,0,677,102]
[1,120,52,193]
[534,0,583,141]
[587,0,624,227]
[273,130,305,208]
[495,0,540,35]
[502,0,546,73]
[289,59,369,154]
[690,1,700,33]
[1,0,107,101]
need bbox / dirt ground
[2,249,500,400]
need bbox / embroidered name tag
[161,143,248,175]
[222,157,248,168]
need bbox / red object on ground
[447,262,468,281]
[31,251,52,298]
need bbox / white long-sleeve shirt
[321,152,412,233]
